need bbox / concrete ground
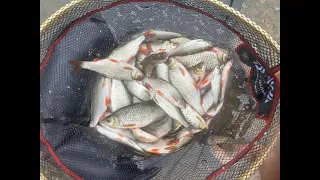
[40,1,279,180]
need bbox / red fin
[172,96,177,102]
[144,29,154,37]
[109,59,119,63]
[158,48,166,52]
[146,43,153,52]
[156,90,164,96]
[167,138,180,146]
[221,80,225,88]
[123,124,136,128]
[93,58,102,62]
[139,44,150,54]
[144,89,150,95]
[201,78,209,86]
[123,66,133,70]
[179,67,185,76]
[102,80,107,88]
[69,60,84,72]
[105,97,110,107]
[150,148,160,154]
[209,47,218,53]
[145,83,152,89]
[193,82,199,91]
[200,98,203,105]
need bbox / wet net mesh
[40,0,280,179]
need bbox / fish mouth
[132,71,144,80]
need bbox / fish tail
[69,60,84,72]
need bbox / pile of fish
[70,29,233,155]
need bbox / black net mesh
[40,1,280,179]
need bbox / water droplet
[78,88,81,90]
[67,86,70,89]
[49,90,52,93]
[100,30,102,33]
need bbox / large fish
[144,29,182,41]
[155,63,169,82]
[167,57,205,115]
[89,75,112,127]
[108,35,145,62]
[174,51,220,71]
[181,103,208,130]
[220,61,233,102]
[69,58,144,81]
[188,62,206,84]
[110,80,132,112]
[123,80,151,101]
[141,115,173,138]
[96,125,143,153]
[132,128,159,143]
[149,89,190,128]
[168,39,213,57]
[100,101,166,128]
[143,77,186,109]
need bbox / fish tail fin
[69,60,84,72]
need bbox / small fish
[174,51,220,70]
[143,77,186,109]
[204,101,224,125]
[140,52,169,75]
[168,39,213,57]
[137,138,177,154]
[111,80,132,112]
[99,123,136,140]
[132,128,159,143]
[167,57,205,115]
[69,59,144,81]
[141,115,173,138]
[90,75,112,127]
[170,37,191,45]
[101,101,166,128]
[188,62,206,84]
[144,29,182,41]
[211,66,222,106]
[155,63,169,82]
[181,103,208,130]
[108,35,145,62]
[132,96,142,104]
[96,125,144,153]
[149,89,190,128]
[220,61,232,102]
[174,128,193,149]
[123,80,151,101]
[209,47,230,64]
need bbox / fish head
[200,122,209,130]
[168,42,179,49]
[194,62,205,75]
[132,71,144,80]
[166,58,179,69]
[104,115,121,128]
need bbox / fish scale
[111,80,132,112]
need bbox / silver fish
[89,75,112,127]
[201,89,214,113]
[101,101,166,128]
[220,61,232,102]
[155,63,169,82]
[132,96,142,104]
[99,123,136,140]
[110,80,132,112]
[143,77,186,109]
[181,103,208,130]
[188,62,206,84]
[210,66,222,106]
[170,37,191,45]
[69,58,144,81]
[149,89,190,128]
[174,51,220,70]
[108,35,145,62]
[141,115,173,138]
[168,39,213,57]
[140,52,169,77]
[167,57,205,115]
[132,128,159,143]
[205,101,224,125]
[123,80,151,101]
[144,29,182,41]
[137,138,176,154]
[96,125,144,153]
